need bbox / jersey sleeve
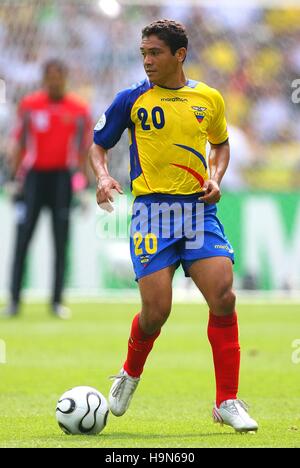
[207,90,229,145]
[93,89,132,150]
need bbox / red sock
[123,313,160,378]
[207,311,240,408]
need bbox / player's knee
[221,289,236,314]
[212,288,236,315]
[141,298,171,333]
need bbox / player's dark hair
[43,59,68,77]
[142,19,188,56]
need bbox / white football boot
[109,368,140,416]
[213,399,258,433]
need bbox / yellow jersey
[94,79,228,196]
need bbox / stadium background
[0,0,300,298]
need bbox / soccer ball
[56,386,109,435]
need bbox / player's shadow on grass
[101,431,236,440]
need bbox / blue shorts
[130,193,234,281]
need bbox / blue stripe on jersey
[129,126,143,188]
[173,143,207,170]
[93,79,151,150]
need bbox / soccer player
[90,20,258,432]
[3,59,91,319]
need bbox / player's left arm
[201,89,230,204]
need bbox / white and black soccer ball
[56,386,109,435]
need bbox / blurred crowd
[0,0,300,190]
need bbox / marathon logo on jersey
[161,97,188,102]
[192,106,207,123]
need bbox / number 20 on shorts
[133,232,158,256]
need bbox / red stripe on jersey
[170,163,205,188]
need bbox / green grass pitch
[0,301,299,448]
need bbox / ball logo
[94,113,106,131]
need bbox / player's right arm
[90,86,137,212]
[89,142,123,212]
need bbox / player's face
[140,35,185,86]
[44,66,67,100]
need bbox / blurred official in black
[3,60,91,318]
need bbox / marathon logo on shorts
[215,244,234,254]
[192,106,206,123]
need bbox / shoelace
[227,399,249,414]
[237,399,249,412]
[109,374,128,398]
